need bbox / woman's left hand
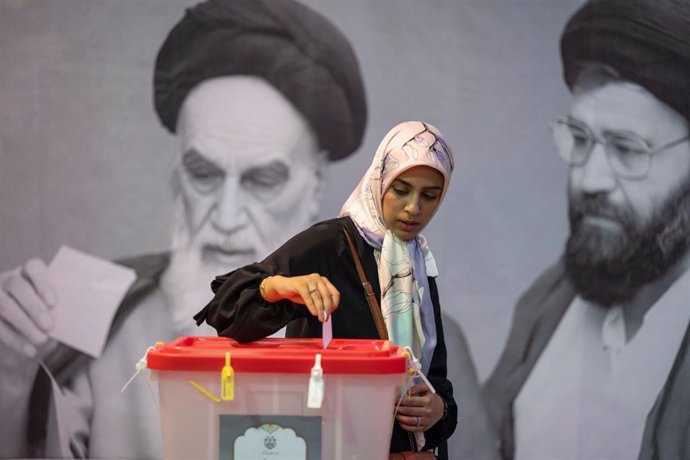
[395,382,445,433]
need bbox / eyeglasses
[549,117,690,180]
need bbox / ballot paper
[322,313,332,349]
[48,245,136,358]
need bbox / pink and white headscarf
[339,121,454,373]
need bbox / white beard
[160,205,252,336]
[161,184,322,335]
[161,243,220,337]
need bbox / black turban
[561,0,690,123]
[154,0,367,161]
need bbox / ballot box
[147,336,407,459]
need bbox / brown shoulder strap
[341,227,389,340]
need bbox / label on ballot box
[220,415,321,459]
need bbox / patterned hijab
[340,121,454,373]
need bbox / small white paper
[48,246,136,358]
[322,315,332,349]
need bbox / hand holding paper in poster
[47,245,136,358]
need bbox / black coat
[196,216,458,457]
[483,259,690,460]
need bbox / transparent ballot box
[146,336,407,460]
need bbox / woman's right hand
[260,274,340,323]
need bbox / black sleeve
[193,221,344,342]
[422,277,458,455]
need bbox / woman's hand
[395,382,445,432]
[260,274,340,323]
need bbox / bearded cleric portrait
[152,0,367,330]
[0,0,367,458]
[482,0,690,459]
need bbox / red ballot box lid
[147,336,407,374]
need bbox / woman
[195,121,458,458]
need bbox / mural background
[0,0,579,382]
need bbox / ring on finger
[308,287,318,294]
[416,416,421,427]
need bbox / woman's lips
[399,220,419,232]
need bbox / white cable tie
[121,346,155,393]
[394,388,406,417]
[398,347,434,451]
[403,346,436,394]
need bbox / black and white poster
[2,0,688,458]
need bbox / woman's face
[382,166,445,240]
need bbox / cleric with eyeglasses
[482,0,690,459]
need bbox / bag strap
[341,227,389,340]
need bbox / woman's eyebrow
[393,178,442,191]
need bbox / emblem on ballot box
[263,434,277,450]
